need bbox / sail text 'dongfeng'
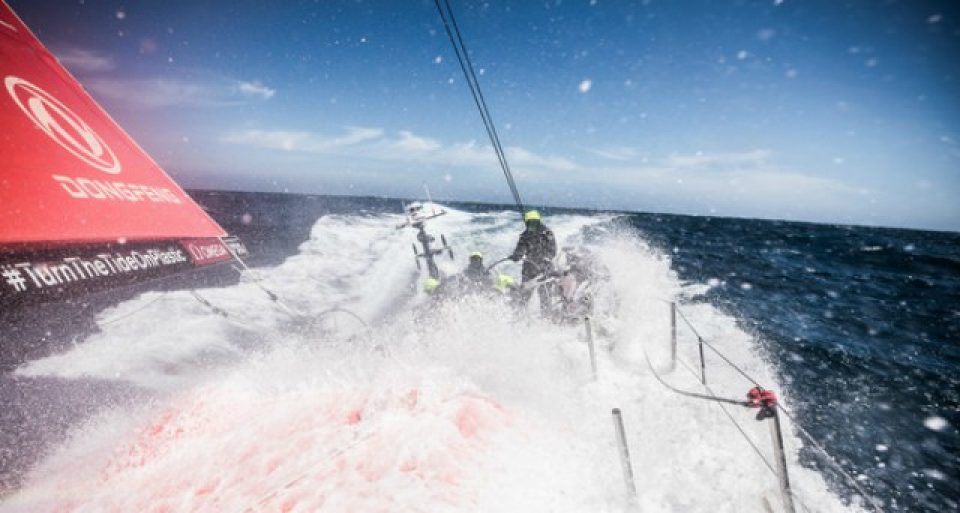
[51,174,182,203]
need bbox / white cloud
[587,146,639,161]
[86,78,235,108]
[237,80,276,99]
[221,126,577,173]
[575,150,865,223]
[392,130,442,153]
[666,149,771,168]
[222,126,383,152]
[506,146,579,171]
[335,126,385,146]
[86,76,276,109]
[55,48,115,73]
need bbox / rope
[433,0,525,214]
[98,293,167,325]
[643,342,749,407]
[315,306,369,328]
[227,257,305,318]
[189,290,229,318]
[188,290,262,331]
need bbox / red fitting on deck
[746,386,778,409]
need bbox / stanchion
[768,408,797,513]
[697,336,707,385]
[670,302,677,372]
[584,316,598,381]
[611,408,638,502]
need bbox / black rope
[433,0,525,214]
[643,344,749,407]
[315,306,369,328]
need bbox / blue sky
[9,0,960,231]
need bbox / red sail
[0,2,226,245]
[1,2,238,308]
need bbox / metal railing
[581,301,883,512]
[654,301,881,513]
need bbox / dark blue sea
[626,213,960,512]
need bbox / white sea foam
[7,206,865,512]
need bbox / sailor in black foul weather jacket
[463,252,489,286]
[509,210,557,310]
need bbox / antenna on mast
[424,183,438,216]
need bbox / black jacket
[463,260,489,285]
[510,222,557,274]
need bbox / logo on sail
[5,75,121,174]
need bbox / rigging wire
[441,0,522,211]
[98,293,167,325]
[776,404,885,513]
[227,257,305,318]
[675,306,761,387]
[433,0,525,214]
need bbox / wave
[6,206,863,512]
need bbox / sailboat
[0,2,885,512]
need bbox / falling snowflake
[736,50,748,60]
[578,79,592,93]
[927,13,943,24]
[433,55,443,64]
[115,10,126,20]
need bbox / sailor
[423,277,442,296]
[493,272,523,304]
[494,273,516,292]
[509,210,558,311]
[463,251,489,288]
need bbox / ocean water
[0,191,956,512]
[627,213,960,511]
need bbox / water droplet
[923,416,949,431]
